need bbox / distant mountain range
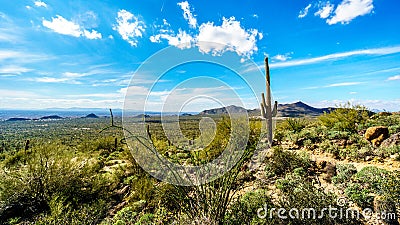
[2,102,336,121]
[199,101,333,117]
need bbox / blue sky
[1,0,400,111]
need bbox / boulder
[381,132,400,147]
[364,126,389,147]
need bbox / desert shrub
[344,167,389,208]
[275,170,357,224]
[277,118,309,133]
[339,146,361,161]
[332,164,357,186]
[318,139,340,158]
[225,189,276,225]
[274,119,316,144]
[345,183,374,209]
[380,170,400,206]
[375,145,400,158]
[34,197,108,225]
[264,147,310,178]
[0,143,111,223]
[166,118,258,224]
[318,103,369,133]
[297,126,321,143]
[362,113,400,134]
[325,130,352,141]
[126,176,156,208]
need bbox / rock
[364,126,389,147]
[365,156,374,161]
[390,153,399,160]
[381,132,400,147]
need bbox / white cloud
[315,2,334,19]
[177,1,197,28]
[83,29,102,39]
[43,15,81,37]
[197,17,261,58]
[62,72,86,78]
[298,4,312,18]
[387,75,400,81]
[42,15,102,39]
[120,86,149,96]
[34,1,47,8]
[150,29,194,49]
[270,46,400,68]
[113,9,145,47]
[272,53,292,62]
[327,0,374,25]
[33,77,81,84]
[151,4,262,59]
[0,66,32,75]
[326,82,363,87]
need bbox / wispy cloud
[0,66,32,75]
[0,89,41,98]
[326,82,363,87]
[177,1,197,28]
[387,75,400,81]
[298,4,312,18]
[270,46,400,68]
[32,77,82,84]
[302,82,364,90]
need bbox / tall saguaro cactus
[260,57,278,147]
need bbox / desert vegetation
[0,104,399,224]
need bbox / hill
[276,101,332,117]
[84,113,99,118]
[6,117,31,122]
[199,105,248,115]
[199,101,333,117]
[40,115,63,120]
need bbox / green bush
[332,164,357,186]
[318,102,369,133]
[265,147,311,178]
[344,166,390,208]
[276,171,357,224]
[225,189,276,225]
[0,143,111,223]
[277,118,309,133]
